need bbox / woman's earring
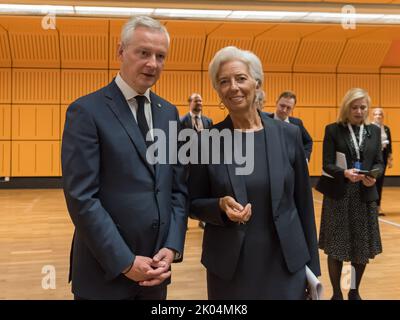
[218,101,225,110]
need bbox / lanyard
[348,123,364,160]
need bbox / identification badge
[354,161,362,170]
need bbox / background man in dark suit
[62,16,187,300]
[180,93,212,229]
[269,91,313,161]
[180,93,213,132]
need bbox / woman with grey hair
[189,46,320,299]
[316,88,383,300]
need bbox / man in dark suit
[269,91,313,161]
[62,16,187,300]
[180,93,213,132]
[180,93,212,229]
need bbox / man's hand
[123,255,157,282]
[138,248,175,287]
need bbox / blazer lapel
[221,116,248,206]
[261,113,284,217]
[150,93,170,182]
[104,81,155,177]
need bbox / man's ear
[117,42,124,60]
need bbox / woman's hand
[344,168,364,183]
[219,196,251,224]
[362,175,376,187]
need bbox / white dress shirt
[115,73,154,140]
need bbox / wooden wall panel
[60,105,68,138]
[293,73,336,107]
[156,71,202,105]
[0,68,11,103]
[8,30,59,68]
[264,72,293,106]
[386,142,399,176]
[58,19,108,69]
[11,105,60,140]
[385,108,400,142]
[337,74,380,107]
[0,104,11,140]
[203,106,227,125]
[292,107,315,138]
[0,141,11,177]
[109,69,119,82]
[0,29,11,67]
[309,141,323,176]
[381,74,400,108]
[12,69,60,104]
[202,71,219,106]
[109,20,125,69]
[61,70,108,105]
[11,141,60,176]
[312,107,337,141]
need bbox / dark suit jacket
[180,112,213,130]
[189,112,320,281]
[268,114,313,161]
[315,122,384,202]
[383,125,392,165]
[62,80,188,299]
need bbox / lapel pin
[157,103,162,108]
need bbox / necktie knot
[135,95,150,146]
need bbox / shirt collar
[115,73,151,103]
[274,113,289,123]
[190,111,201,118]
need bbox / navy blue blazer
[268,114,313,161]
[180,112,213,130]
[189,112,320,281]
[62,80,188,299]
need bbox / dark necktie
[194,115,201,132]
[135,95,150,146]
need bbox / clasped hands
[123,247,174,286]
[219,196,252,224]
[344,168,376,187]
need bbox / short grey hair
[208,46,264,90]
[121,16,170,46]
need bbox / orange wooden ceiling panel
[382,40,400,67]
[294,39,346,72]
[165,21,207,71]
[338,40,392,73]
[253,38,300,72]
[58,18,109,69]
[0,28,11,67]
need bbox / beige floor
[0,188,399,300]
